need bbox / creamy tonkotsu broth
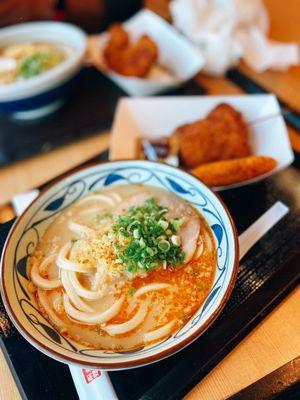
[28,185,216,350]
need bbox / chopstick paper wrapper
[238,202,289,260]
[69,367,118,400]
[12,191,289,400]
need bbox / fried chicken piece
[103,24,129,73]
[117,35,158,77]
[105,24,129,51]
[104,24,158,78]
[177,103,251,168]
[191,156,277,187]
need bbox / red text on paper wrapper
[82,369,102,384]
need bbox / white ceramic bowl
[1,160,238,369]
[0,22,86,118]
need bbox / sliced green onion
[171,218,184,232]
[146,247,155,257]
[165,229,172,236]
[158,240,170,252]
[129,287,136,296]
[157,235,166,241]
[133,229,140,239]
[171,235,181,246]
[158,208,168,215]
[127,220,140,233]
[127,263,137,272]
[151,247,158,255]
[158,219,169,231]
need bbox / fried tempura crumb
[191,156,277,186]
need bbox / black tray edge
[141,249,300,400]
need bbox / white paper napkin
[170,0,299,75]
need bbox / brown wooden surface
[185,287,300,400]
[1,1,300,399]
[0,132,110,209]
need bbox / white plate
[88,9,204,96]
[110,94,294,190]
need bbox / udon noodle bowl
[27,185,216,351]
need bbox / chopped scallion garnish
[158,219,169,231]
[112,197,185,273]
[129,287,136,296]
[171,218,184,232]
[171,235,181,246]
[158,240,170,252]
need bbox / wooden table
[1,0,300,398]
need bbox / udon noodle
[28,185,216,350]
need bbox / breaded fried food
[117,35,158,77]
[177,103,251,168]
[191,156,277,186]
[106,24,129,50]
[208,102,250,157]
[177,119,223,168]
[104,24,158,78]
[103,24,129,74]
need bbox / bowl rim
[0,159,239,369]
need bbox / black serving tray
[0,67,205,167]
[1,150,300,400]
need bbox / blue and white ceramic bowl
[0,22,86,119]
[0,161,239,369]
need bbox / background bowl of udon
[0,22,86,118]
[0,160,239,369]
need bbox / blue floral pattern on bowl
[1,161,238,369]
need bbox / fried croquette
[191,156,277,186]
[104,24,158,77]
[177,103,251,168]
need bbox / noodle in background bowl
[0,160,238,369]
